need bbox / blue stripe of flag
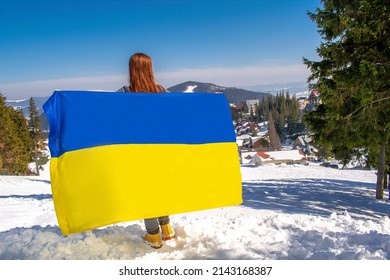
[43,91,236,157]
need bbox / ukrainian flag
[44,90,242,235]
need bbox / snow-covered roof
[295,135,313,146]
[255,150,306,162]
[293,90,310,99]
[241,151,257,164]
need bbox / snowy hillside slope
[0,162,389,260]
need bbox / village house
[293,135,318,156]
[249,149,307,166]
[308,89,321,106]
[297,96,309,110]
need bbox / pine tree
[9,108,31,173]
[285,95,301,138]
[256,92,303,143]
[303,0,390,198]
[0,94,8,173]
[28,97,44,175]
[267,115,281,151]
[230,106,239,123]
[0,94,30,174]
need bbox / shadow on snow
[242,178,389,219]
[0,194,52,200]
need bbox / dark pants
[144,216,170,234]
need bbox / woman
[118,53,175,249]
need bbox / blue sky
[0,0,322,99]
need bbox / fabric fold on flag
[44,90,242,235]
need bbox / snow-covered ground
[0,162,389,260]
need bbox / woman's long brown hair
[128,53,164,93]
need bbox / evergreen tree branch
[345,95,390,119]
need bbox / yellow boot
[143,233,162,249]
[161,224,175,241]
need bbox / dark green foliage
[0,94,30,174]
[0,94,47,175]
[28,98,41,141]
[257,91,302,142]
[303,0,390,198]
[267,115,281,151]
[28,97,46,175]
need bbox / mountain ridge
[5,81,272,114]
[168,81,270,103]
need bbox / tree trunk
[388,161,390,200]
[376,143,386,199]
[385,161,389,190]
[34,149,40,176]
[35,160,40,176]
